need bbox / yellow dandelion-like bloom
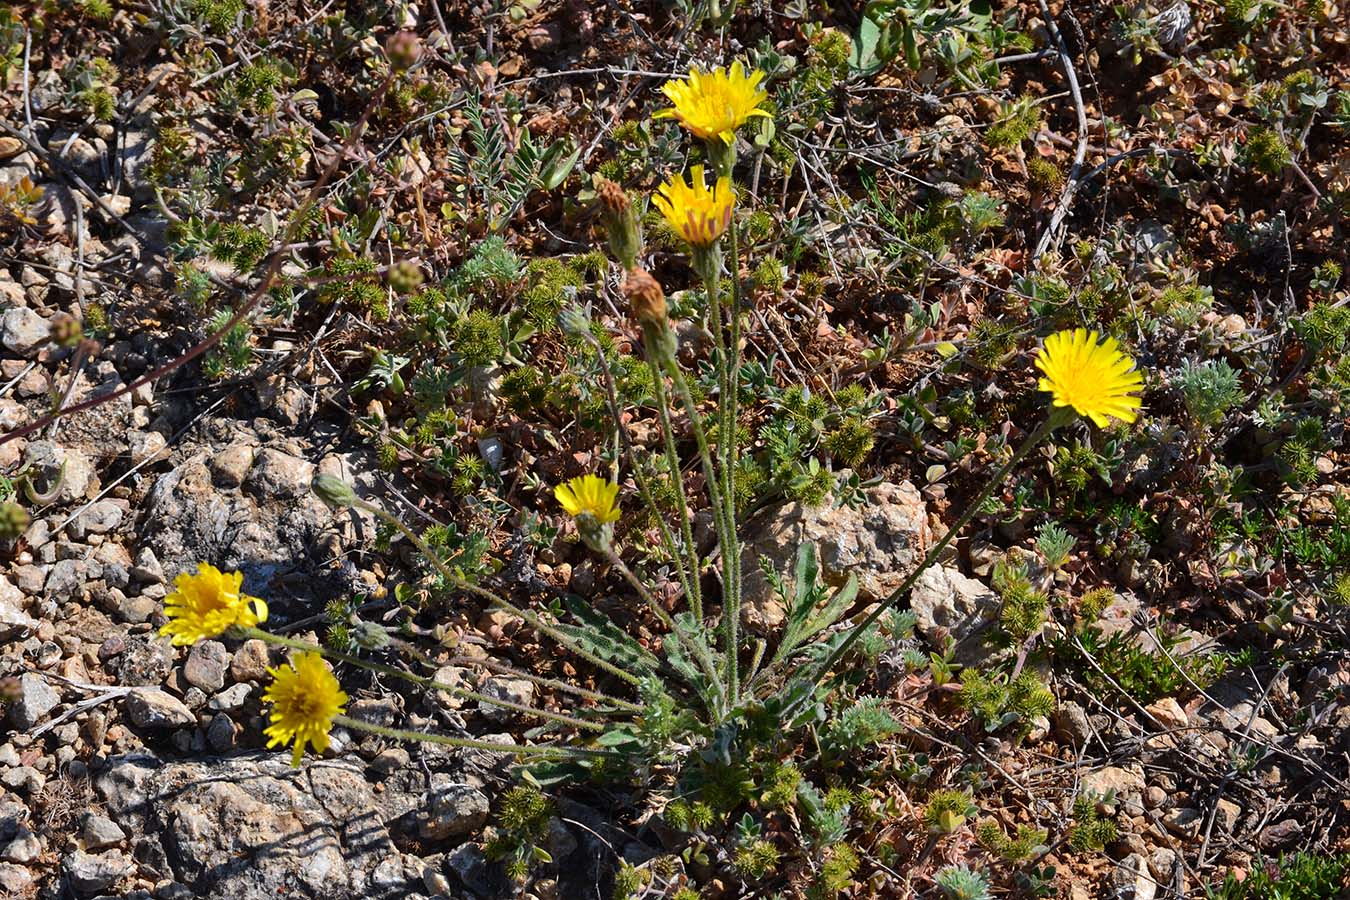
[1034,328,1144,427]
[159,562,268,646]
[554,474,621,524]
[652,166,735,249]
[262,651,348,767]
[654,61,771,145]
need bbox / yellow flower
[652,166,735,249]
[554,474,620,524]
[1035,328,1144,427]
[159,563,268,646]
[263,651,348,767]
[655,61,771,145]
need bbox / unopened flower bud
[622,268,667,326]
[0,503,29,540]
[386,259,424,294]
[558,306,591,339]
[384,30,422,71]
[49,313,83,349]
[312,474,358,510]
[595,178,641,270]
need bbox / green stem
[440,652,643,714]
[648,364,705,622]
[722,217,744,700]
[665,363,741,704]
[333,715,609,759]
[606,548,725,696]
[588,334,699,617]
[808,412,1068,684]
[242,627,604,732]
[352,498,640,686]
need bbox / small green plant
[1176,359,1243,430]
[986,95,1042,150]
[1068,792,1118,852]
[1244,126,1292,176]
[934,864,993,900]
[1206,852,1349,900]
[924,789,977,834]
[1036,520,1076,570]
[484,786,555,882]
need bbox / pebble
[476,676,534,722]
[209,444,255,489]
[419,783,490,840]
[125,688,196,729]
[80,813,126,850]
[0,307,49,357]
[8,672,59,730]
[229,638,270,682]
[208,683,251,712]
[183,640,229,692]
[63,848,133,894]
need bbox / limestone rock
[909,565,1000,664]
[738,479,931,631]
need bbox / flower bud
[0,503,29,540]
[386,259,424,295]
[312,474,358,510]
[621,268,667,327]
[49,313,82,349]
[558,305,591,339]
[384,30,422,71]
[595,178,642,270]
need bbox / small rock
[183,640,229,692]
[0,307,49,357]
[419,784,490,841]
[370,747,410,775]
[209,444,254,489]
[1214,798,1241,833]
[63,848,133,894]
[1111,852,1157,900]
[0,862,33,894]
[68,500,124,540]
[1258,818,1302,850]
[1145,697,1188,730]
[477,676,534,722]
[208,683,251,712]
[909,565,1001,664]
[8,672,59,730]
[130,547,164,583]
[1,766,45,794]
[1054,701,1092,746]
[80,813,126,850]
[1147,847,1178,884]
[1144,786,1168,810]
[243,447,313,500]
[0,578,37,640]
[229,639,270,682]
[1080,765,1147,815]
[205,713,238,752]
[446,843,495,897]
[0,826,41,863]
[1162,806,1202,840]
[125,688,195,729]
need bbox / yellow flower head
[1035,328,1144,427]
[655,61,771,145]
[263,651,348,767]
[159,562,268,646]
[554,474,620,524]
[652,166,735,249]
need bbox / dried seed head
[596,179,630,216]
[49,313,83,349]
[384,30,422,71]
[622,268,667,326]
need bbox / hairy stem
[242,627,603,732]
[352,498,641,686]
[333,715,608,759]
